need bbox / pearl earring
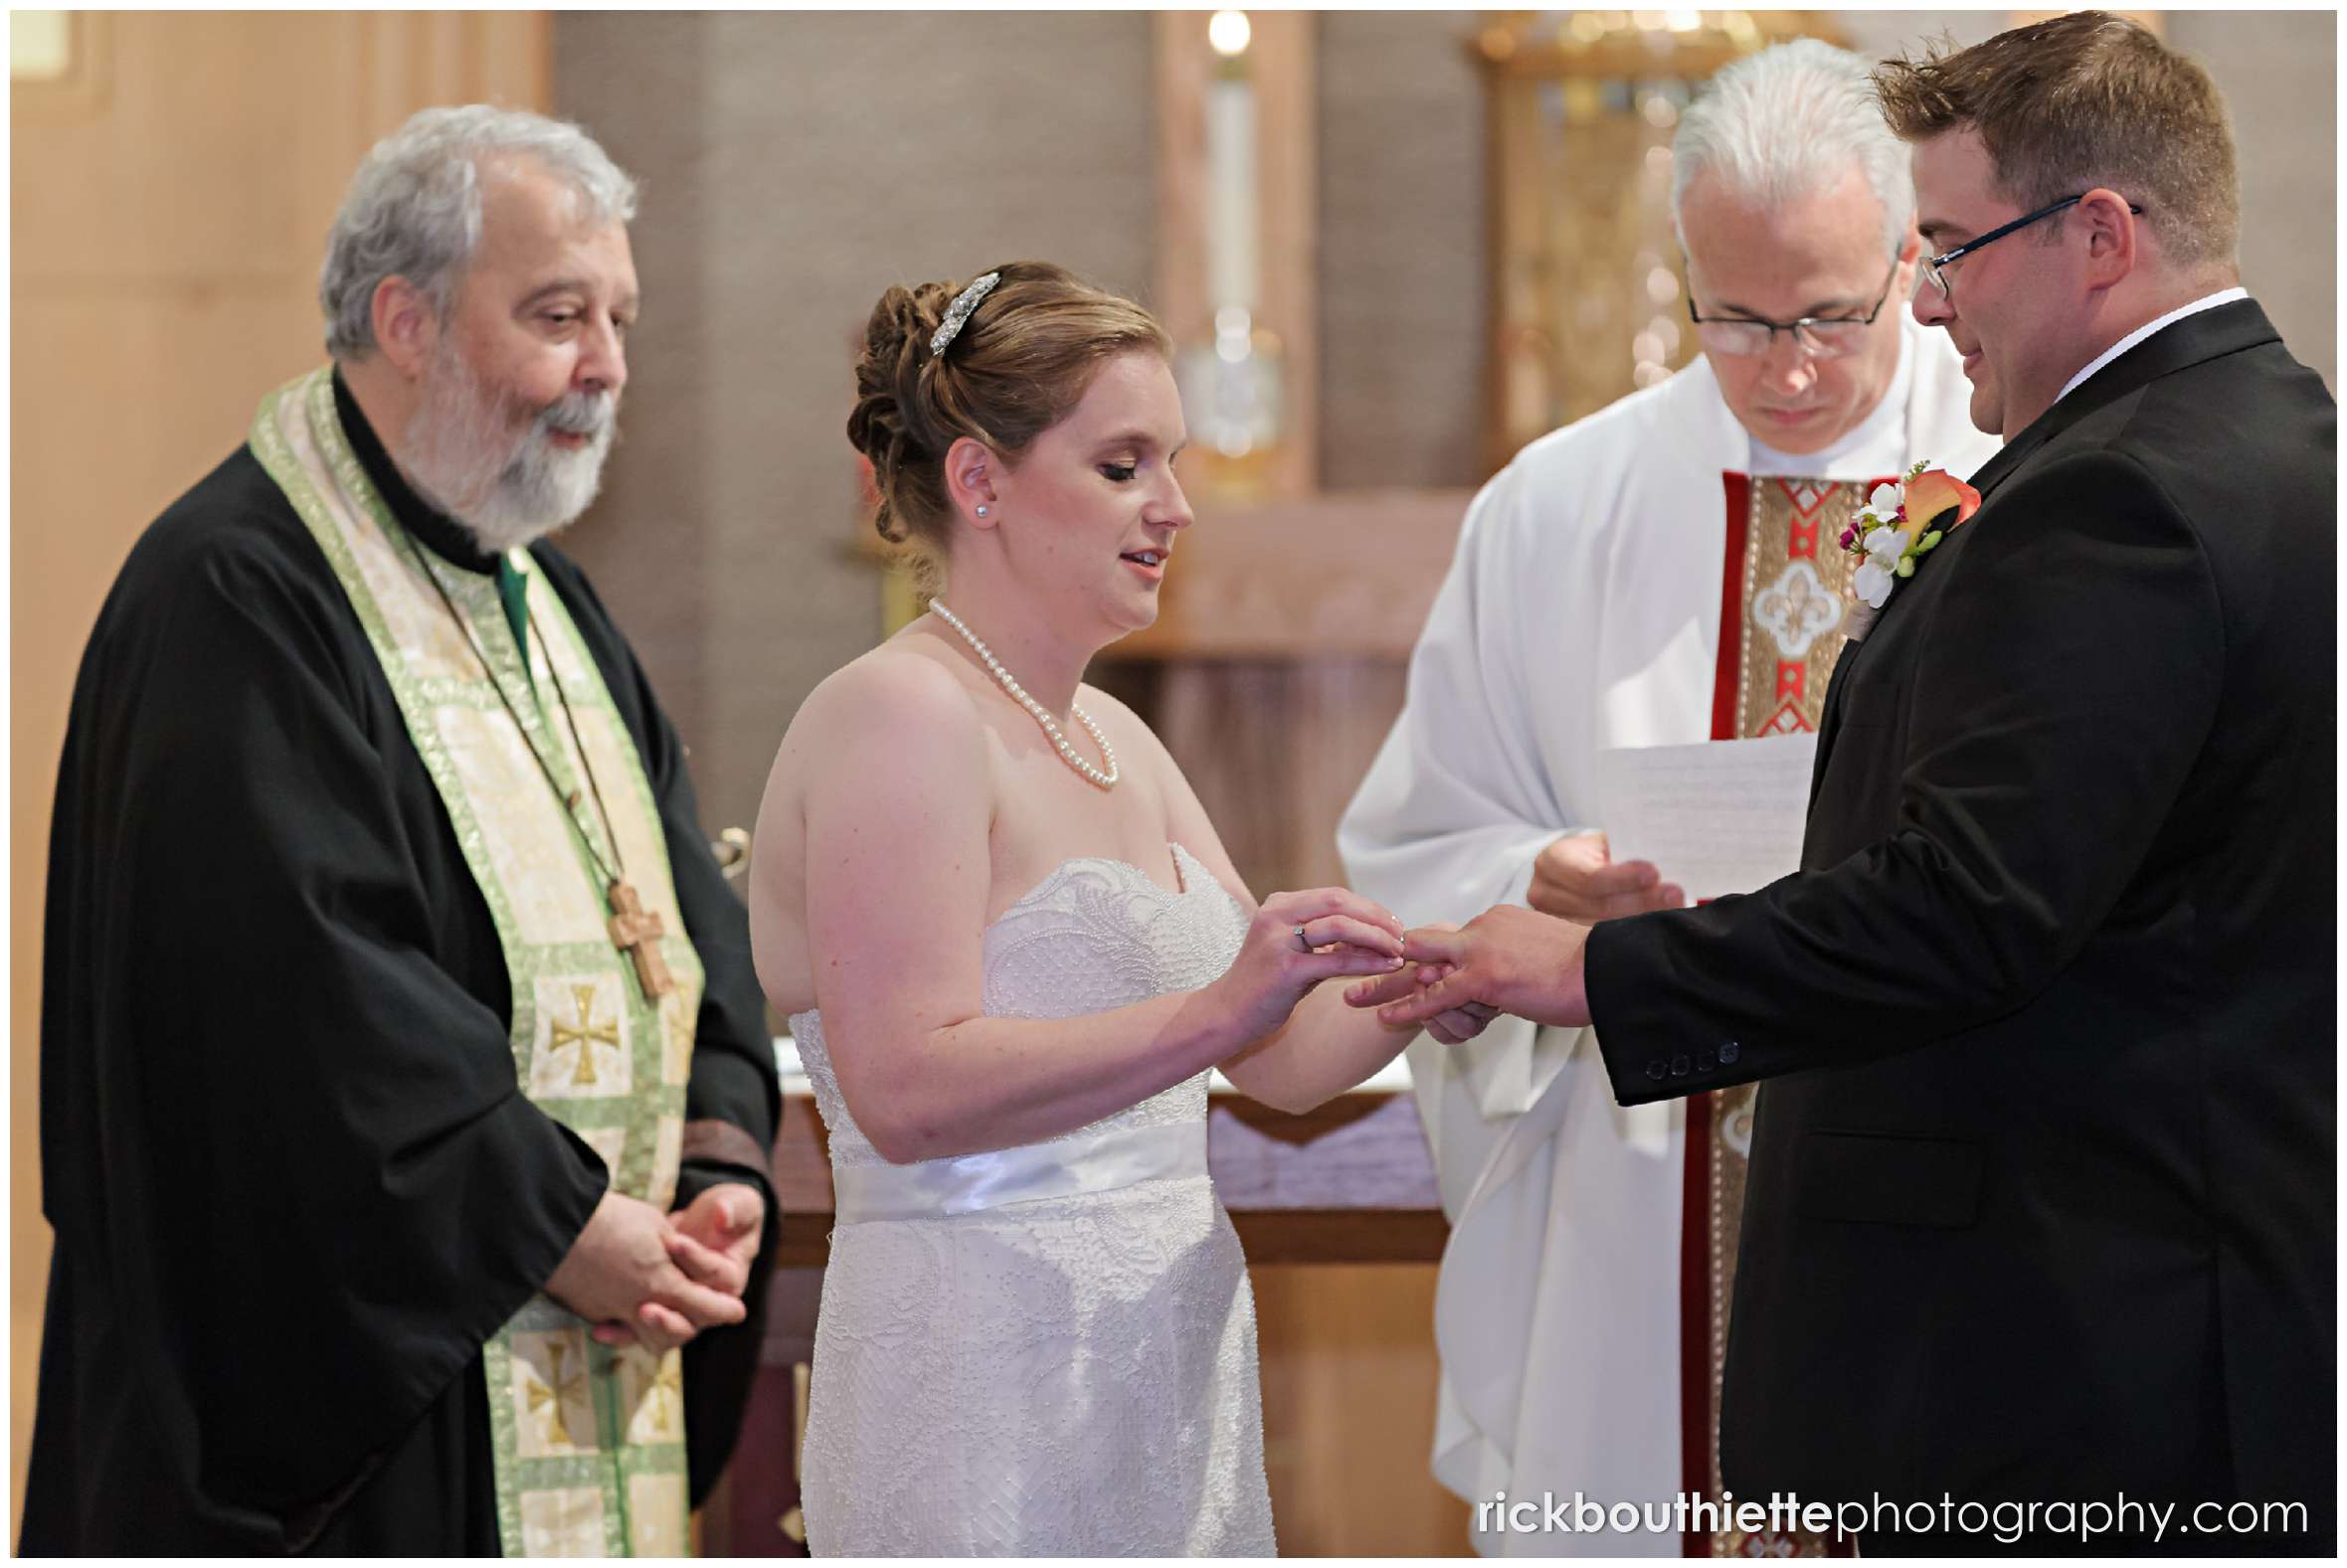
[976,505,990,518]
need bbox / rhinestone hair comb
[929,270,1002,358]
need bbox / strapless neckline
[991,842,1216,927]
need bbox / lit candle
[1205,11,1256,318]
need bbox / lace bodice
[789,843,1249,1171]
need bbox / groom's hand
[1338,923,1500,1044]
[1346,906,1593,1030]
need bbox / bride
[748,261,1492,1555]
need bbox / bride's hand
[1206,888,1410,1045]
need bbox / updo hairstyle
[846,261,1173,576]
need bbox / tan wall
[555,9,2335,811]
[1318,12,1489,490]
[552,9,1161,839]
[1318,10,2338,504]
[1840,10,2337,389]
[2166,10,2337,389]
[1835,10,2336,394]
[8,11,549,1530]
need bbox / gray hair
[1671,38,1913,260]
[319,104,638,360]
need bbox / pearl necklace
[928,599,1120,790]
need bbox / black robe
[22,373,782,1554]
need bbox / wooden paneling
[1150,10,1212,347]
[1255,1263,1473,1555]
[1248,9,1320,500]
[1115,488,1474,659]
[8,12,548,1530]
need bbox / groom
[1359,13,2334,1554]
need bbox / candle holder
[1470,10,1829,474]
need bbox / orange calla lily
[1899,469,1982,539]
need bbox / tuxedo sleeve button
[1645,1060,1667,1081]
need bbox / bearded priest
[1338,40,1997,1557]
[23,108,779,1554]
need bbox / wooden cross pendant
[606,880,675,999]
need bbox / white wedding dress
[790,844,1278,1556]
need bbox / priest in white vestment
[1339,41,2000,1557]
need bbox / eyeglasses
[1922,193,2144,299]
[1687,257,1900,359]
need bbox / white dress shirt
[2055,286,2250,406]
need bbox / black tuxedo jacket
[1585,300,2334,1548]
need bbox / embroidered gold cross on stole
[607,880,674,999]
[525,1339,588,1450]
[549,985,621,1087]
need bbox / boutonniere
[1838,461,1983,640]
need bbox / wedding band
[1294,925,1311,952]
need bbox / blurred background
[12,8,2335,1552]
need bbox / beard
[401,339,617,555]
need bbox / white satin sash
[831,1120,1208,1223]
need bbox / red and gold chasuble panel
[1685,474,1885,1558]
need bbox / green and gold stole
[252,366,706,1556]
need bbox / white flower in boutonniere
[1837,460,1983,640]
[1853,526,1907,609]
